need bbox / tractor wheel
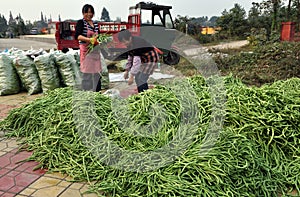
[163,51,180,65]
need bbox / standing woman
[75,4,101,92]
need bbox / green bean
[0,77,300,196]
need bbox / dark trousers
[82,73,101,92]
[135,72,150,93]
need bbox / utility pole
[186,23,188,35]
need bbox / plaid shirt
[126,49,159,75]
[125,36,160,75]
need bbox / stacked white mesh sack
[0,48,109,96]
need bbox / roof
[130,1,172,11]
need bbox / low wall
[19,34,56,44]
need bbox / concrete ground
[0,35,56,51]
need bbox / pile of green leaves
[0,75,299,196]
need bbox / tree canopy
[101,7,111,22]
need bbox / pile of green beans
[0,75,299,196]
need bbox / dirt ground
[206,40,248,50]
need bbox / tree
[25,21,34,34]
[15,14,26,35]
[287,0,292,19]
[289,0,300,31]
[41,12,44,22]
[216,4,248,38]
[174,15,189,33]
[256,0,284,31]
[0,14,8,37]
[285,0,300,31]
[271,0,281,30]
[297,0,300,30]
[6,14,27,36]
[209,16,219,26]
[7,11,17,37]
[190,16,208,26]
[248,2,272,32]
[8,11,14,25]
[101,7,110,22]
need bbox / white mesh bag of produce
[13,54,42,95]
[55,53,82,87]
[34,53,60,92]
[100,52,109,89]
[0,54,21,96]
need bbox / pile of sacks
[0,48,109,96]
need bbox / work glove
[90,36,99,46]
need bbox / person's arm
[125,55,133,71]
[129,56,141,75]
[124,55,133,80]
[75,20,92,43]
[127,56,141,85]
[95,21,100,35]
[75,20,84,40]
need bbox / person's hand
[128,75,134,85]
[124,70,129,79]
[90,36,99,46]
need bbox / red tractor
[55,2,180,65]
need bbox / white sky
[0,0,257,22]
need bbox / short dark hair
[82,4,95,14]
[118,29,132,42]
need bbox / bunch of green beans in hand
[88,33,112,52]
